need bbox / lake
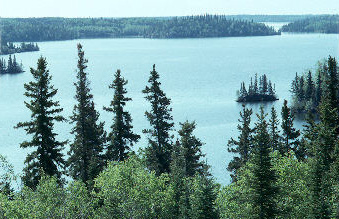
[0,32,338,185]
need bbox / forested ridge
[0,15,279,42]
[281,15,339,33]
[0,48,338,218]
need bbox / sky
[0,0,338,18]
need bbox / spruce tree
[269,106,281,152]
[250,106,278,219]
[68,44,106,188]
[227,104,253,181]
[178,121,205,177]
[309,97,337,219]
[280,100,301,157]
[142,64,174,175]
[15,57,66,189]
[103,69,140,162]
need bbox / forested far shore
[0,15,280,42]
[281,15,339,33]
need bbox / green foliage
[94,155,175,219]
[15,57,66,189]
[103,69,140,162]
[218,151,310,219]
[250,106,278,218]
[68,44,106,188]
[142,64,174,175]
[280,100,301,158]
[290,57,338,115]
[281,15,339,33]
[227,104,253,180]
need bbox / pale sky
[0,0,338,18]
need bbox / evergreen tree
[326,56,338,111]
[178,121,205,177]
[250,106,278,219]
[227,104,253,181]
[68,44,106,188]
[305,70,315,100]
[103,69,140,162]
[142,64,174,175]
[309,97,337,219]
[280,100,301,157]
[269,106,281,152]
[15,57,66,189]
[170,140,190,219]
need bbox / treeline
[237,73,277,102]
[281,15,339,33]
[291,56,338,114]
[0,48,338,218]
[0,55,23,74]
[0,42,39,55]
[0,15,279,42]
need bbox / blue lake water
[0,33,338,185]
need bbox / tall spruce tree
[309,96,337,219]
[250,106,278,219]
[280,100,301,156]
[68,44,106,188]
[227,104,253,181]
[142,64,174,175]
[178,121,205,177]
[269,106,281,152]
[15,57,66,189]
[103,69,140,162]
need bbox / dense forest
[0,15,279,42]
[0,42,39,55]
[237,73,278,102]
[281,15,339,33]
[0,55,23,74]
[0,48,338,218]
[290,57,338,114]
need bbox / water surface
[0,33,338,185]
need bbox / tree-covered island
[236,73,278,102]
[0,55,24,74]
[0,42,39,55]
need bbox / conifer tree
[142,64,174,175]
[250,106,278,219]
[178,121,205,177]
[309,96,337,219]
[68,44,106,188]
[170,140,190,219]
[305,70,315,100]
[103,69,140,162]
[280,100,301,156]
[15,57,66,189]
[227,104,253,181]
[269,106,281,152]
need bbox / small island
[236,73,278,102]
[0,55,24,74]
[0,42,39,55]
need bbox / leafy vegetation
[0,15,280,42]
[281,15,339,33]
[0,55,23,74]
[237,73,278,102]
